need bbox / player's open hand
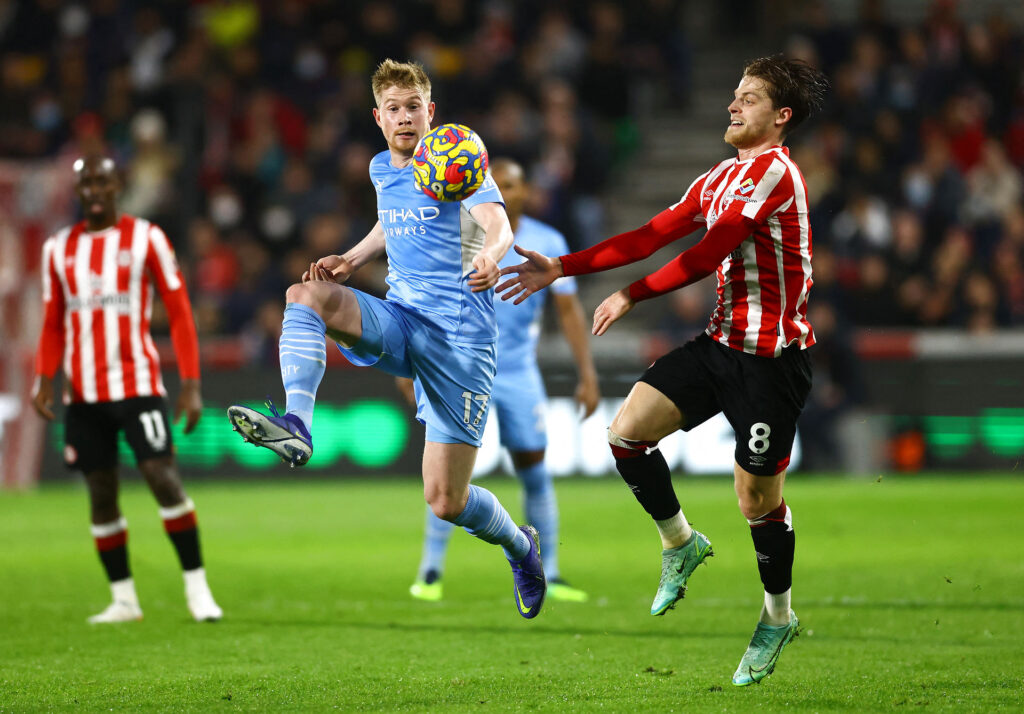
[592,288,634,336]
[469,252,500,292]
[174,379,203,434]
[495,246,561,304]
[303,255,353,284]
[31,375,55,421]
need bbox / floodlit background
[2,0,1023,482]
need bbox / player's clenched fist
[468,252,500,292]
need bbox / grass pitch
[1,474,1022,712]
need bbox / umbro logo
[702,189,714,200]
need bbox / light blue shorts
[338,289,496,447]
[492,363,548,453]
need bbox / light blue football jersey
[369,150,504,344]
[495,215,577,370]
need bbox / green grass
[1,474,1023,712]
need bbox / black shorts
[64,396,174,473]
[639,333,812,476]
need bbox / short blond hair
[371,59,432,106]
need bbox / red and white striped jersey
[679,146,814,356]
[37,214,200,404]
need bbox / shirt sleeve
[461,172,504,209]
[145,224,200,380]
[34,237,66,378]
[627,213,758,302]
[560,171,709,277]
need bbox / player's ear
[427,101,435,123]
[776,106,792,128]
[372,107,382,127]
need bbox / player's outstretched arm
[495,245,563,304]
[553,292,600,418]
[592,288,635,337]
[467,202,515,292]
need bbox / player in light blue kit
[227,60,547,618]
[403,159,599,603]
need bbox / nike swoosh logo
[516,585,532,614]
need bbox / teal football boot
[732,610,799,686]
[650,530,713,616]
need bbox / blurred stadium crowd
[1,0,1022,358]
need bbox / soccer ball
[413,123,489,202]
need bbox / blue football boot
[509,525,546,619]
[227,398,313,467]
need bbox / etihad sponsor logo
[378,205,442,238]
[378,206,441,223]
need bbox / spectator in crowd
[3,0,1023,336]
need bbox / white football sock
[183,567,209,592]
[110,578,139,605]
[761,588,792,626]
[655,510,694,549]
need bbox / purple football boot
[509,525,546,619]
[227,398,313,467]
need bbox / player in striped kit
[497,56,828,685]
[32,156,221,624]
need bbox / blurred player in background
[498,56,828,684]
[402,158,600,603]
[32,156,221,624]
[227,60,548,618]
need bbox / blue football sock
[519,461,559,579]
[279,303,327,430]
[453,485,530,561]
[418,505,455,580]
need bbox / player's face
[724,75,786,149]
[492,166,526,221]
[373,86,434,157]
[74,159,119,223]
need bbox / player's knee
[285,282,315,306]
[607,427,659,460]
[736,489,778,522]
[140,459,186,506]
[427,497,464,522]
[424,486,467,522]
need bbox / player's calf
[88,517,143,624]
[748,499,795,625]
